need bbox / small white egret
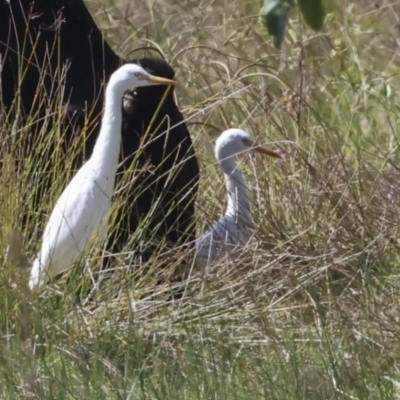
[29,64,177,290]
[195,128,282,268]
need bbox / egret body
[195,129,281,268]
[29,64,176,289]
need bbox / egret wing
[39,162,113,271]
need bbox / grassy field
[2,0,400,398]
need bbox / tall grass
[1,0,400,398]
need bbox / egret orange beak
[144,74,177,86]
[242,138,282,158]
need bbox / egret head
[109,63,177,95]
[215,129,281,160]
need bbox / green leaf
[298,0,326,31]
[262,0,289,49]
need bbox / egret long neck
[89,79,125,174]
[219,155,251,223]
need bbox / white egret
[29,63,177,290]
[195,128,282,268]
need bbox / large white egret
[195,128,282,268]
[29,64,177,290]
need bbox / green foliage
[298,0,326,31]
[262,0,327,48]
[262,0,289,48]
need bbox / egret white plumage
[29,63,177,290]
[195,129,282,268]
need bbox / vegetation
[262,0,327,48]
[1,0,400,398]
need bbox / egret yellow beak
[144,74,177,86]
[242,138,282,158]
[255,145,282,158]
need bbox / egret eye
[241,137,254,148]
[134,72,147,80]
